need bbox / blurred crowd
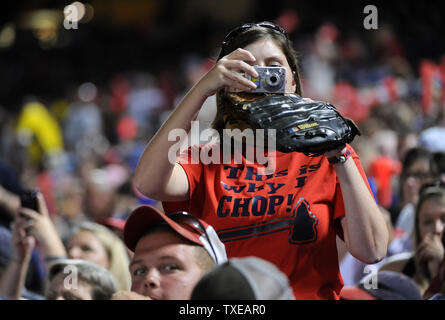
[1,15,445,301]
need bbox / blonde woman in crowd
[67,222,131,291]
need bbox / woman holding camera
[133,22,388,299]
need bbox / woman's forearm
[335,157,389,264]
[133,83,208,199]
[0,259,30,299]
[39,228,68,258]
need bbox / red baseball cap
[123,205,227,264]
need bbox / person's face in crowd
[242,38,296,93]
[46,272,93,300]
[85,188,115,220]
[403,159,432,205]
[418,199,445,241]
[68,230,110,269]
[129,230,204,300]
[58,188,84,219]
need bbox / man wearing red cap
[112,205,227,300]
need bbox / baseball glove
[228,93,361,155]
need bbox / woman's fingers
[219,48,259,92]
[219,62,258,92]
[11,217,35,251]
[14,217,31,230]
[417,234,444,263]
[223,72,256,91]
[36,192,50,217]
[225,48,256,63]
[199,47,259,96]
[18,207,40,221]
[223,59,258,79]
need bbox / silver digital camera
[245,66,286,93]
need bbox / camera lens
[264,71,284,92]
[269,75,278,84]
[266,72,279,87]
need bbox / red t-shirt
[163,143,371,299]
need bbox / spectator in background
[423,232,445,300]
[127,72,166,137]
[9,191,131,291]
[423,228,445,299]
[67,221,131,291]
[107,180,139,221]
[191,256,295,300]
[389,147,433,255]
[380,180,445,295]
[0,215,43,299]
[368,130,402,209]
[16,98,65,170]
[397,133,419,163]
[64,82,104,154]
[52,174,89,245]
[0,161,48,295]
[82,166,118,222]
[81,162,130,221]
[419,126,445,154]
[431,151,445,182]
[301,23,338,100]
[46,259,116,300]
[112,205,227,300]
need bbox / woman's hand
[10,216,35,264]
[17,192,67,257]
[0,213,36,299]
[324,145,348,160]
[198,48,259,97]
[18,192,55,244]
[417,234,444,263]
[416,233,445,277]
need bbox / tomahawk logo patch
[288,198,318,244]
